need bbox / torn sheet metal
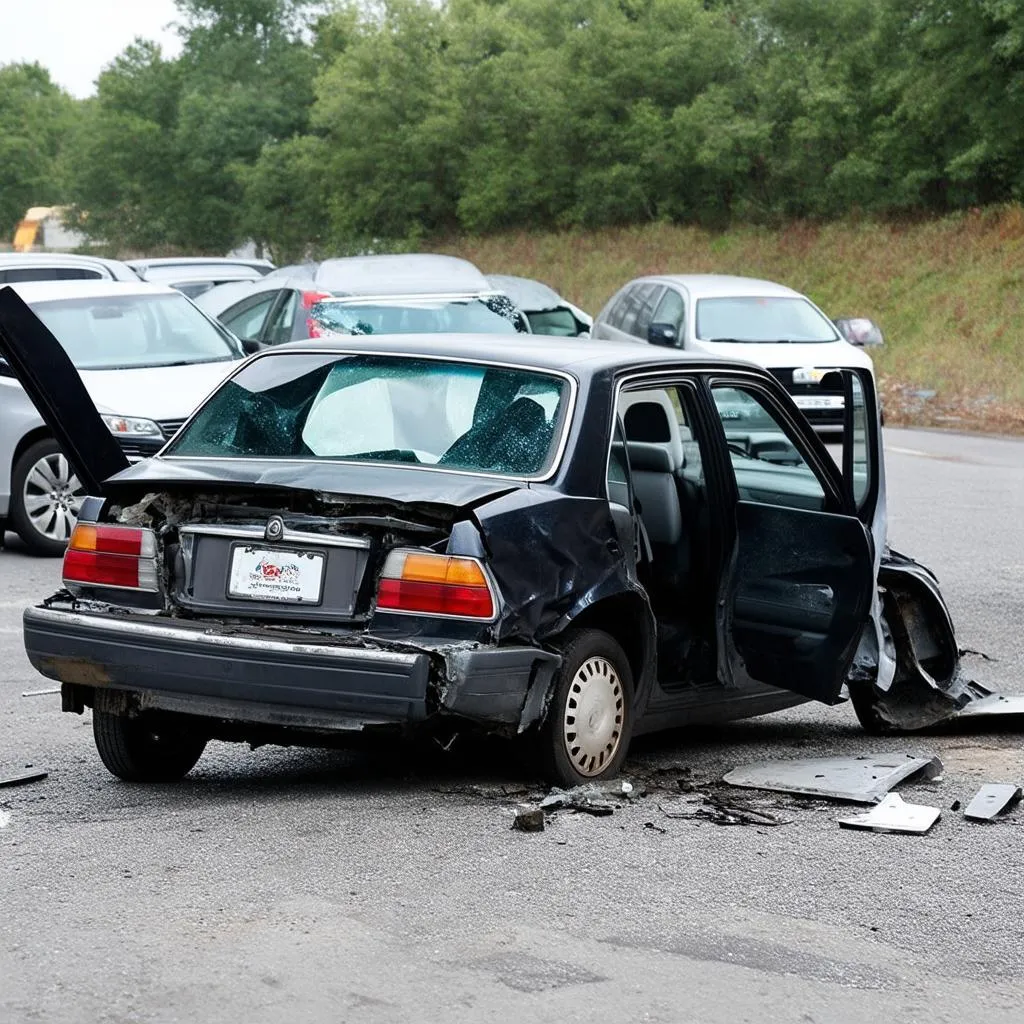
[963,784,1022,821]
[957,692,1024,719]
[838,793,941,834]
[723,753,943,804]
[0,768,48,788]
[847,550,977,730]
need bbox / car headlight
[101,415,162,437]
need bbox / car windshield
[695,296,839,343]
[309,294,526,336]
[31,293,239,370]
[168,353,570,477]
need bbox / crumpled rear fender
[847,548,983,730]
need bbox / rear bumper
[23,605,556,732]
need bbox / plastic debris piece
[511,806,544,832]
[963,784,1022,821]
[0,768,48,788]
[838,793,941,834]
[21,687,60,697]
[723,754,943,804]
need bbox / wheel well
[11,427,53,475]
[562,592,651,685]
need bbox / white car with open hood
[0,280,246,554]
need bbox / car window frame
[262,288,300,345]
[220,290,279,341]
[651,286,686,334]
[628,284,665,340]
[702,372,848,515]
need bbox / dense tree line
[4,0,1024,258]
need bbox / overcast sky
[0,0,182,97]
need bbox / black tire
[10,438,85,557]
[93,710,207,782]
[536,628,635,787]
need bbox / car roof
[141,265,264,283]
[0,252,138,277]
[266,332,763,377]
[633,274,804,299]
[278,254,491,295]
[3,280,182,302]
[485,274,567,313]
[126,256,275,272]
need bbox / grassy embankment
[441,206,1024,433]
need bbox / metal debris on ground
[21,687,60,697]
[957,692,1024,719]
[963,784,1022,821]
[0,768,48,788]
[659,793,792,827]
[837,793,941,834]
[723,753,943,804]
[539,780,637,817]
[511,806,545,832]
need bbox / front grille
[157,418,187,438]
[116,438,164,460]
[770,367,844,428]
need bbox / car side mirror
[834,317,884,347]
[647,322,677,347]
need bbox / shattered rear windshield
[166,352,571,477]
[309,294,526,336]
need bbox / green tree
[0,63,76,237]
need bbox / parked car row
[0,250,883,559]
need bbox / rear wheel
[10,438,85,556]
[93,710,207,782]
[537,629,634,787]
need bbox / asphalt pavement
[2,427,1023,1023]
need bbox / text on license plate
[228,546,325,603]
[793,395,845,410]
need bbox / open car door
[0,287,128,495]
[708,376,875,704]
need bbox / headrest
[626,441,674,473]
[624,401,672,443]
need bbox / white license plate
[228,546,325,604]
[793,395,845,410]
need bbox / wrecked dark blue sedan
[0,286,981,786]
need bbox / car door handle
[607,538,622,556]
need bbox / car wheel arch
[11,425,53,473]
[546,588,656,708]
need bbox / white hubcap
[562,656,625,777]
[22,452,85,542]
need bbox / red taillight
[303,291,332,338]
[376,550,495,620]
[62,524,159,592]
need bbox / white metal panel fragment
[838,793,941,834]
[963,784,1022,821]
[958,693,1024,718]
[723,753,943,804]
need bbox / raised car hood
[105,456,522,509]
[690,337,874,370]
[80,361,235,419]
